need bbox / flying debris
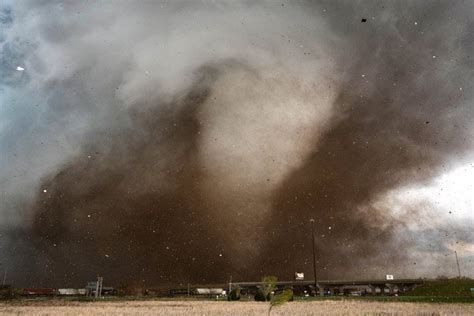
[1,0,473,288]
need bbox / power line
[310,218,318,296]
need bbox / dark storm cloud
[2,0,338,286]
[1,0,473,287]
[19,67,230,286]
[257,1,474,280]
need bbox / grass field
[1,300,474,315]
[404,278,474,297]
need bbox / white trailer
[194,288,225,295]
[58,288,86,295]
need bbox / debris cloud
[1,1,473,286]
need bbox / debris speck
[432,55,436,59]
[105,254,110,258]
[87,214,91,218]
[16,66,24,71]
[43,189,47,193]
[361,18,367,23]
[414,21,418,25]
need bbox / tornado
[0,1,473,287]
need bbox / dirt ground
[1,300,474,315]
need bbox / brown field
[1,300,473,316]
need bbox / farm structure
[231,279,424,297]
[19,283,115,297]
[150,287,227,297]
[23,288,58,296]
[143,279,424,298]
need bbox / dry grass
[1,300,473,315]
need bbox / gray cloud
[0,1,473,286]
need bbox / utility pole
[95,278,99,298]
[95,276,103,299]
[228,275,232,295]
[99,277,103,298]
[454,251,461,278]
[310,218,318,296]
